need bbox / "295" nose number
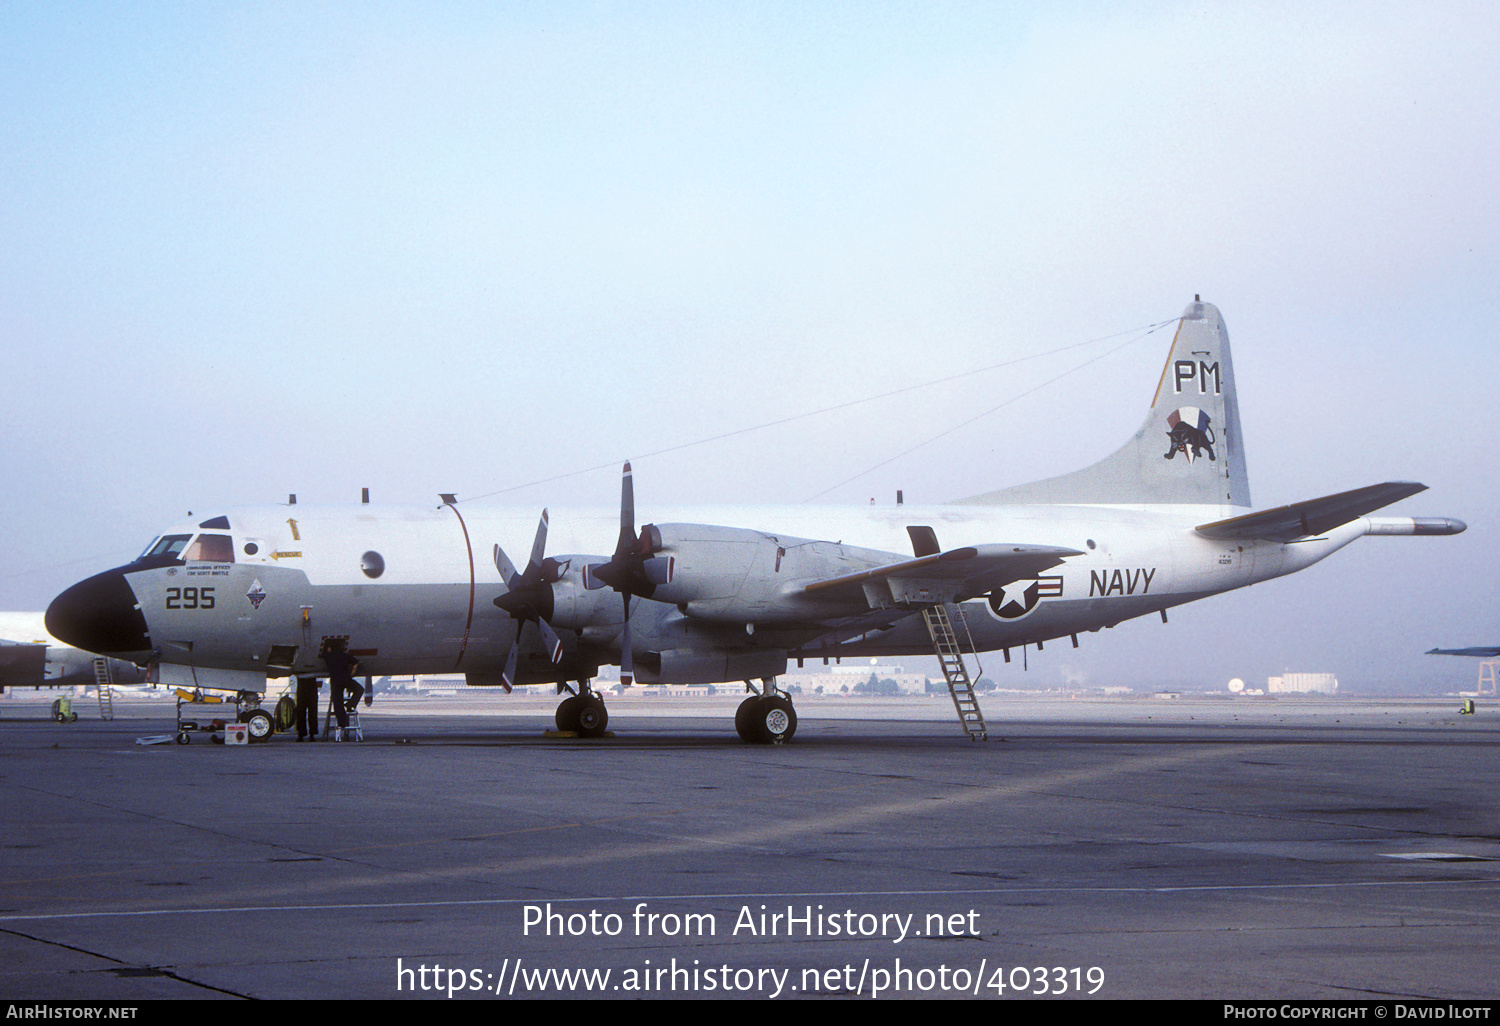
[165,587,215,610]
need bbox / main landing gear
[554,681,609,738]
[736,677,796,745]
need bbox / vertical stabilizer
[957,299,1251,508]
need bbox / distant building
[1267,673,1338,694]
[782,661,931,695]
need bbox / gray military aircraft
[0,611,147,693]
[45,299,1464,742]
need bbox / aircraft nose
[45,567,152,658]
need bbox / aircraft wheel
[176,731,190,745]
[241,709,275,742]
[735,697,765,743]
[760,696,797,744]
[576,696,609,738]
[555,695,584,733]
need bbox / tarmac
[1,689,1497,1001]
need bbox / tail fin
[958,298,1251,508]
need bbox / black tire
[760,696,797,744]
[241,709,274,743]
[555,695,584,733]
[576,696,609,738]
[176,731,190,745]
[735,697,765,743]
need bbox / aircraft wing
[792,608,925,651]
[1194,482,1428,542]
[1427,647,1500,658]
[801,544,1082,605]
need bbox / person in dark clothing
[320,640,361,734]
[345,671,365,711]
[293,675,321,741]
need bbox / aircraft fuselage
[46,499,1365,692]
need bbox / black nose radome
[46,567,152,658]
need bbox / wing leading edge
[801,544,1082,606]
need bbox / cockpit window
[185,534,234,562]
[144,535,193,561]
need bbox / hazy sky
[4,2,1497,693]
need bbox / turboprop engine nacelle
[640,523,895,624]
[547,566,632,632]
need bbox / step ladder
[92,657,115,721]
[322,698,363,741]
[922,604,987,741]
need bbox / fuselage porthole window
[361,551,385,579]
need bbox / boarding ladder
[921,603,987,741]
[1478,661,1498,697]
[92,657,114,721]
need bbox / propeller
[493,509,569,691]
[583,463,669,685]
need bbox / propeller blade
[527,509,549,576]
[616,462,635,558]
[494,544,519,590]
[501,642,518,694]
[537,618,564,664]
[620,593,633,686]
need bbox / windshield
[143,535,193,561]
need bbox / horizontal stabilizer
[1195,482,1427,542]
[802,544,1081,604]
[1427,647,1500,658]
